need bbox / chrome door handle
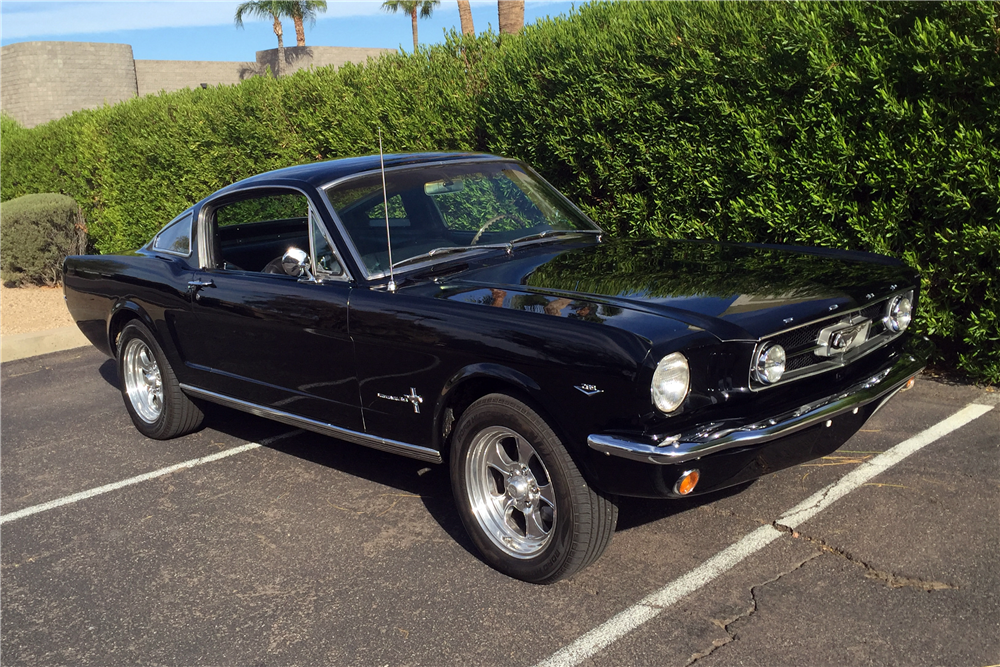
[187,279,215,289]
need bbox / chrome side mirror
[281,247,314,280]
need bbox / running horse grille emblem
[816,318,872,358]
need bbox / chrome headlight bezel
[884,292,913,333]
[754,343,786,385]
[651,352,690,414]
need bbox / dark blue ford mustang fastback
[64,152,931,583]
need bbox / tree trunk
[457,0,475,35]
[272,15,285,77]
[293,15,306,47]
[498,0,524,35]
[411,5,419,51]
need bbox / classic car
[64,152,931,583]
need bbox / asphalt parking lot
[2,346,998,666]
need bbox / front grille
[752,293,909,389]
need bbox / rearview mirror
[424,179,465,196]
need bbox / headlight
[651,352,689,414]
[884,293,913,333]
[754,343,786,385]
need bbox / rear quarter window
[152,213,193,256]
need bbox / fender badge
[575,384,604,396]
[377,388,424,413]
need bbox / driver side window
[213,191,333,278]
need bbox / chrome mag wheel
[465,426,557,558]
[122,337,163,423]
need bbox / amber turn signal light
[674,469,700,496]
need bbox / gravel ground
[0,285,75,335]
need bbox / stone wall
[1,42,138,128]
[253,46,390,77]
[2,42,394,127]
[135,60,246,97]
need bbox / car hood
[440,237,916,341]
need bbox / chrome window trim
[197,183,353,282]
[747,289,914,392]
[151,211,194,258]
[318,158,603,284]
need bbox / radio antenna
[378,128,396,293]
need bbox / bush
[0,2,996,382]
[481,1,1000,383]
[0,193,87,286]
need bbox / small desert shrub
[1,193,87,286]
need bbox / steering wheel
[470,214,507,245]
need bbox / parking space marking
[0,430,302,525]
[534,402,995,667]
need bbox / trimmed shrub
[481,1,1000,383]
[0,2,996,382]
[0,193,87,286]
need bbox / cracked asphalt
[2,346,998,666]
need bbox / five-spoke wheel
[465,426,557,558]
[122,338,164,423]
[116,320,203,439]
[451,393,618,583]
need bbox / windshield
[324,161,600,277]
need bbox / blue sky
[1,1,580,60]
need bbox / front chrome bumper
[588,337,931,465]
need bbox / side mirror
[281,247,314,280]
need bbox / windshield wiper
[391,244,509,270]
[511,229,602,245]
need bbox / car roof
[218,152,506,193]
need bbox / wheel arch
[108,300,157,357]
[433,363,563,460]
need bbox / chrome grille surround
[749,290,914,390]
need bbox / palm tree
[234,0,296,76]
[498,0,523,35]
[382,0,440,52]
[289,0,328,47]
[457,0,474,35]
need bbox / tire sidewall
[450,395,585,584]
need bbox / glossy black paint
[63,152,929,500]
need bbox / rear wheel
[450,393,617,583]
[117,320,203,439]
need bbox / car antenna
[378,127,396,293]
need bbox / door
[173,187,363,431]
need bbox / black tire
[450,393,618,583]
[117,320,203,439]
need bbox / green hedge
[0,193,87,286]
[481,1,999,383]
[1,1,997,382]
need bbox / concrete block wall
[1,42,394,128]
[1,41,138,128]
[254,46,391,77]
[135,60,247,97]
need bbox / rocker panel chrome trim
[179,384,442,463]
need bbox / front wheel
[117,320,203,439]
[450,394,618,583]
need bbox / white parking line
[534,402,995,667]
[0,430,302,525]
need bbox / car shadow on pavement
[95,358,753,558]
[614,482,754,531]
